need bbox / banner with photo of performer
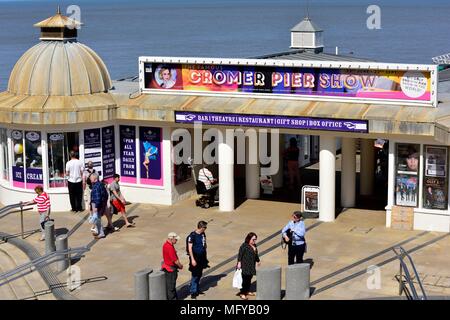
[139,127,163,186]
[425,146,447,177]
[423,176,447,210]
[395,174,418,207]
[119,125,137,184]
[423,145,448,210]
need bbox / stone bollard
[55,234,69,272]
[44,221,56,254]
[256,266,281,300]
[148,270,167,300]
[134,268,153,300]
[285,263,310,300]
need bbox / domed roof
[8,40,112,96]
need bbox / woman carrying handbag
[236,232,261,300]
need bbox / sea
[0,0,449,91]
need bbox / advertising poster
[302,186,320,213]
[24,131,43,189]
[102,126,116,182]
[119,125,137,184]
[83,129,102,178]
[395,174,418,207]
[139,127,163,186]
[144,62,433,104]
[423,177,447,210]
[396,144,420,174]
[11,130,24,188]
[425,146,447,177]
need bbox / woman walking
[236,232,260,300]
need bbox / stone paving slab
[0,198,449,300]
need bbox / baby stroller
[188,158,219,209]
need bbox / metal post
[256,266,282,300]
[56,234,69,272]
[148,270,167,300]
[20,203,24,239]
[44,221,56,254]
[399,259,403,296]
[134,268,152,300]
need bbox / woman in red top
[22,185,51,241]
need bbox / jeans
[93,212,104,237]
[190,271,203,295]
[288,244,305,265]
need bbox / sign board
[302,185,319,213]
[260,175,273,195]
[391,205,414,230]
[175,111,368,133]
[140,57,438,107]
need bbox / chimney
[290,17,324,53]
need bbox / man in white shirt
[198,167,218,200]
[65,151,84,212]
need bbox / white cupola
[290,17,324,53]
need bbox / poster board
[302,185,320,213]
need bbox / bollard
[44,221,56,254]
[285,263,310,300]
[134,268,153,300]
[148,270,167,300]
[56,234,69,272]
[256,266,281,300]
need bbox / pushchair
[188,158,219,209]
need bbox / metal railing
[0,203,34,239]
[392,246,427,300]
[0,246,89,288]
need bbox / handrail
[392,246,427,300]
[0,246,89,287]
[0,202,34,239]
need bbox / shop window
[423,145,448,210]
[395,144,419,207]
[0,128,9,180]
[47,132,79,188]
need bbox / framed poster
[423,145,448,210]
[425,146,447,177]
[395,144,420,207]
[11,130,24,188]
[102,126,115,182]
[139,127,163,186]
[119,125,137,184]
[24,131,43,189]
[302,185,319,213]
[84,129,102,178]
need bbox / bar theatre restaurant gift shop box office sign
[1,13,449,233]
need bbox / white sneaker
[90,226,97,233]
[40,235,45,241]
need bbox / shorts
[112,199,126,213]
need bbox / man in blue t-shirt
[187,220,209,299]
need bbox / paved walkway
[0,198,449,300]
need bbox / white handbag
[232,269,243,289]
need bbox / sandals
[126,222,136,228]
[239,294,248,300]
[247,292,256,296]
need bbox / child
[22,185,51,241]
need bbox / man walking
[90,172,108,239]
[282,211,306,265]
[162,232,183,300]
[109,174,135,227]
[65,151,84,212]
[187,220,209,299]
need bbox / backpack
[86,169,96,189]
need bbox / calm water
[0,0,449,90]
